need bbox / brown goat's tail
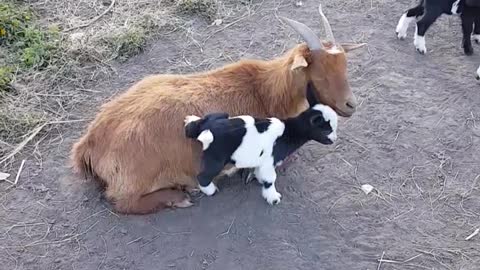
[70,135,95,179]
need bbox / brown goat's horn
[318,4,336,46]
[280,17,323,50]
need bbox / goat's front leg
[473,16,480,44]
[197,157,223,196]
[462,12,475,55]
[255,162,281,205]
[396,4,424,39]
[414,8,442,54]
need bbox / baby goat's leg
[396,3,424,39]
[255,161,282,205]
[197,156,224,196]
[462,10,475,55]
[414,7,442,54]
[473,16,480,44]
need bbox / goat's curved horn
[318,4,336,45]
[280,17,323,50]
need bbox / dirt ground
[1,0,480,269]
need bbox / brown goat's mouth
[335,108,353,117]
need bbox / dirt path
[1,0,480,269]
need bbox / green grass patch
[0,2,60,91]
[106,26,148,61]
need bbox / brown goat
[71,5,366,214]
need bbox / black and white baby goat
[184,104,338,205]
[396,0,480,55]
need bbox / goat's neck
[272,117,309,164]
[256,52,308,117]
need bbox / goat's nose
[346,97,357,110]
[346,101,355,109]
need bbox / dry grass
[0,0,226,170]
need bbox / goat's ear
[340,43,367,52]
[291,55,308,71]
[309,114,325,126]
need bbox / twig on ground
[0,119,87,165]
[217,217,236,238]
[97,235,108,270]
[0,123,47,165]
[14,160,26,186]
[465,228,479,241]
[203,13,250,46]
[64,0,116,32]
[377,251,385,270]
[22,221,99,248]
[127,237,143,245]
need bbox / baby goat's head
[300,104,338,145]
[281,4,366,117]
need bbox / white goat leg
[396,13,415,40]
[255,163,281,205]
[199,182,218,196]
[473,34,480,44]
[414,25,427,54]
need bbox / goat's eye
[319,120,330,128]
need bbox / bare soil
[1,0,480,269]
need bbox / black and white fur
[184,104,338,205]
[395,0,480,55]
[476,65,480,79]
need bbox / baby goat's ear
[291,55,308,71]
[309,114,325,126]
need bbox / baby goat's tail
[184,115,214,150]
[184,115,203,139]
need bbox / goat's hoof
[240,169,257,185]
[174,198,194,208]
[264,191,282,205]
[186,187,201,195]
[472,34,480,44]
[199,183,218,196]
[415,48,426,54]
[245,173,256,185]
[464,47,474,56]
[396,31,406,40]
[414,37,426,54]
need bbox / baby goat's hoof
[473,34,480,44]
[245,172,257,185]
[396,31,406,40]
[199,183,218,196]
[416,48,426,54]
[239,168,257,185]
[464,46,474,56]
[414,36,427,54]
[263,189,282,205]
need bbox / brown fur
[71,43,363,214]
